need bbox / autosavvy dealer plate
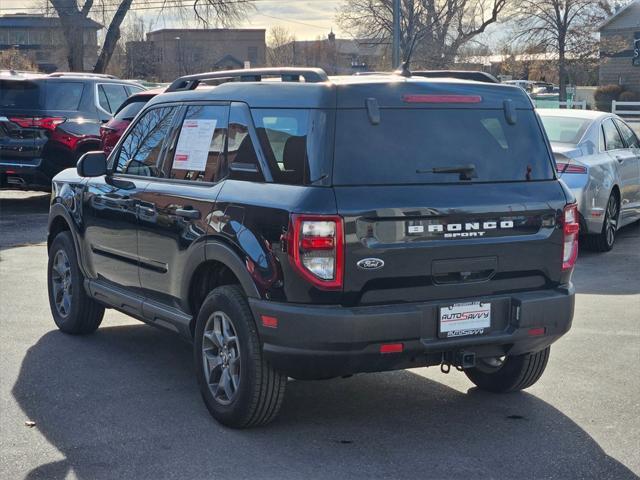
[439,301,491,338]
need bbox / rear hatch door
[332,82,568,306]
[0,78,43,164]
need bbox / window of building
[112,106,177,177]
[247,46,258,65]
[166,104,228,183]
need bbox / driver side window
[113,106,177,177]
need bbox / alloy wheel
[51,249,73,318]
[202,311,241,405]
[605,195,618,248]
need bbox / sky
[0,0,346,40]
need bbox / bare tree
[337,0,507,69]
[510,0,613,100]
[47,0,254,73]
[266,26,296,67]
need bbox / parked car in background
[539,109,640,251]
[100,88,164,154]
[0,72,144,191]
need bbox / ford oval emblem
[357,258,385,270]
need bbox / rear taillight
[9,117,66,131]
[287,214,344,290]
[556,162,587,174]
[562,204,579,270]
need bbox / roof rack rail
[412,70,499,84]
[48,72,118,79]
[166,67,328,92]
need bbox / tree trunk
[93,0,134,73]
[558,44,566,102]
[50,0,86,71]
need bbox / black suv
[46,68,577,428]
[0,72,144,190]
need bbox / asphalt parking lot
[1,190,639,480]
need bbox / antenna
[394,33,418,78]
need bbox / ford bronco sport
[46,68,576,428]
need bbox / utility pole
[392,0,401,69]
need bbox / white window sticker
[173,119,218,171]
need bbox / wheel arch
[184,240,262,337]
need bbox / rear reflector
[380,343,403,354]
[402,94,482,104]
[261,315,278,329]
[528,327,546,337]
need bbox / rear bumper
[0,160,51,189]
[250,286,575,379]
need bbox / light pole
[174,36,182,76]
[392,0,400,69]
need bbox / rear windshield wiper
[418,164,477,181]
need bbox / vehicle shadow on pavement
[0,193,50,251]
[573,224,640,295]
[13,325,638,480]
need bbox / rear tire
[465,347,550,393]
[583,193,619,252]
[47,231,104,334]
[194,285,286,428]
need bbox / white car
[538,109,640,251]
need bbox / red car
[99,88,164,153]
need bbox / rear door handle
[175,208,200,219]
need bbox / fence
[612,100,640,117]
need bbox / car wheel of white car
[584,193,619,252]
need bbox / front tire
[583,193,619,252]
[47,231,104,334]
[465,347,550,393]
[194,285,286,428]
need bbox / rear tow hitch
[441,351,476,373]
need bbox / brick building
[0,13,101,72]
[126,28,266,81]
[599,0,640,93]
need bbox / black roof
[0,15,102,29]
[150,68,532,110]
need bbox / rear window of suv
[333,108,554,185]
[0,80,83,110]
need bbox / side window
[602,119,625,151]
[98,84,129,113]
[113,106,177,177]
[166,104,228,182]
[252,108,309,184]
[97,85,110,112]
[614,119,640,148]
[126,85,146,96]
[225,103,262,181]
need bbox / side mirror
[77,151,107,177]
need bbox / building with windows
[0,13,101,72]
[275,32,389,75]
[599,0,640,93]
[126,29,266,82]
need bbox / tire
[47,231,104,334]
[583,192,619,252]
[465,347,550,393]
[194,285,286,428]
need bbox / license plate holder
[438,301,491,338]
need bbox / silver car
[538,109,640,251]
